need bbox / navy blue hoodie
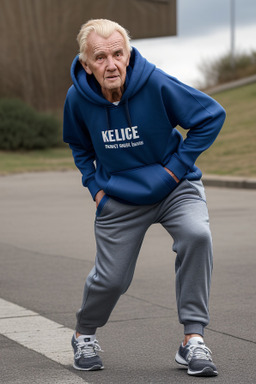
[63,47,226,205]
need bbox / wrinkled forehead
[87,30,127,56]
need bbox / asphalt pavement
[0,171,255,384]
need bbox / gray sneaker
[175,337,218,376]
[71,333,104,371]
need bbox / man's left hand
[164,167,180,183]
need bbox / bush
[199,50,256,88]
[0,98,61,150]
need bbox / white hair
[77,19,132,62]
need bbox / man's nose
[106,56,116,70]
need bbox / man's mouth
[106,75,119,80]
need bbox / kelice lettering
[101,126,140,143]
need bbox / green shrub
[0,98,61,150]
[199,50,256,88]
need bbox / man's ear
[80,59,92,75]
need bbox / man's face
[81,30,130,102]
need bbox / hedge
[0,98,60,150]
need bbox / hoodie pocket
[105,164,177,205]
[96,194,110,217]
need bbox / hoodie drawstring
[105,107,111,130]
[125,100,132,128]
[105,99,133,130]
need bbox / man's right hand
[95,190,105,208]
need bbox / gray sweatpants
[76,179,213,337]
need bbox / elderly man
[63,19,225,377]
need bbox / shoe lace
[187,344,213,362]
[75,339,103,359]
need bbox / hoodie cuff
[165,154,189,181]
[87,179,101,201]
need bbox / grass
[195,82,256,177]
[0,82,256,177]
[0,146,75,175]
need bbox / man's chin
[105,80,122,89]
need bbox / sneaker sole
[73,363,104,371]
[188,367,218,377]
[175,352,218,377]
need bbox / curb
[202,174,256,189]
[1,171,256,190]
[204,74,256,95]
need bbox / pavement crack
[0,314,39,320]
[109,315,172,324]
[208,327,256,344]
[125,293,175,311]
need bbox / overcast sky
[132,0,256,87]
[179,0,256,36]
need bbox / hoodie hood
[70,47,155,106]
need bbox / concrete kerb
[1,171,256,190]
[202,174,256,189]
[204,74,256,95]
